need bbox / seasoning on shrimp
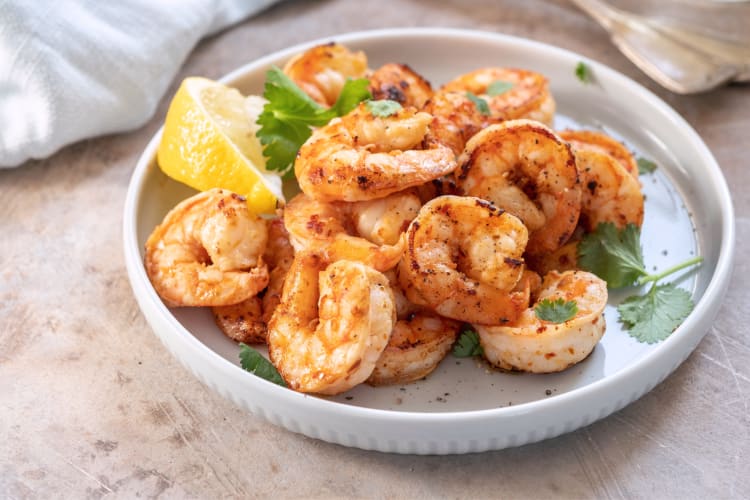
[144,188,269,307]
[267,252,395,395]
[475,270,608,373]
[457,119,582,256]
[368,63,434,108]
[398,195,531,325]
[558,129,639,180]
[294,103,457,202]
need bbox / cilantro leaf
[487,80,514,96]
[618,284,694,343]
[331,78,372,116]
[578,223,646,288]
[637,157,658,175]
[239,343,286,387]
[366,99,402,117]
[465,92,490,116]
[534,298,578,323]
[453,327,484,357]
[575,61,592,83]
[256,67,371,178]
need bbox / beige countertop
[2,0,748,497]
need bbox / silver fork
[571,0,750,93]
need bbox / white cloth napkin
[0,0,278,167]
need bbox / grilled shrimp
[367,314,460,386]
[476,270,607,373]
[267,252,395,395]
[368,63,433,108]
[144,189,269,307]
[559,129,639,179]
[423,91,490,155]
[283,192,413,272]
[283,42,368,107]
[295,103,456,202]
[576,150,644,231]
[398,195,531,325]
[457,119,581,256]
[261,217,296,325]
[441,67,555,126]
[212,296,266,344]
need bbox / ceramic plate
[123,28,734,454]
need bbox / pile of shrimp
[145,42,644,395]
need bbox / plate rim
[123,27,736,451]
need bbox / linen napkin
[0,0,278,167]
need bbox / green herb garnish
[453,327,484,357]
[578,222,703,343]
[534,298,579,323]
[575,61,592,83]
[239,343,286,387]
[366,99,403,117]
[637,157,658,175]
[486,80,514,96]
[256,67,370,178]
[465,91,491,116]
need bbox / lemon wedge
[157,77,283,214]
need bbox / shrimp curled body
[476,270,607,373]
[399,195,530,325]
[457,119,581,256]
[295,103,457,202]
[267,253,396,395]
[144,189,269,307]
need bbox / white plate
[123,28,735,454]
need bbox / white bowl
[123,28,735,454]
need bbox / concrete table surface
[2,0,748,498]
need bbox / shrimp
[367,314,460,386]
[525,237,581,276]
[456,119,581,256]
[212,296,266,344]
[366,271,460,386]
[559,129,639,180]
[423,91,490,155]
[261,217,296,325]
[475,270,607,373]
[576,150,644,231]
[295,103,457,202]
[350,190,422,246]
[398,195,531,325]
[283,193,409,272]
[267,252,395,395]
[368,63,433,108]
[441,67,555,126]
[283,42,368,107]
[144,189,269,307]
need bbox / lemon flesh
[157,77,283,214]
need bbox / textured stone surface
[1,0,749,497]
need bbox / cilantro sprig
[465,92,490,116]
[487,80,514,96]
[366,99,402,117]
[453,327,484,357]
[256,67,371,178]
[239,343,286,387]
[575,61,593,83]
[535,298,578,323]
[578,222,702,343]
[637,157,658,175]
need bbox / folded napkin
[0,0,278,167]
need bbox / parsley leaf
[366,99,402,117]
[256,67,370,178]
[637,157,658,175]
[465,92,491,116]
[487,80,514,96]
[578,223,646,288]
[239,343,286,387]
[618,284,694,343]
[453,327,484,357]
[535,298,578,323]
[575,61,593,83]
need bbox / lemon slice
[157,77,283,214]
